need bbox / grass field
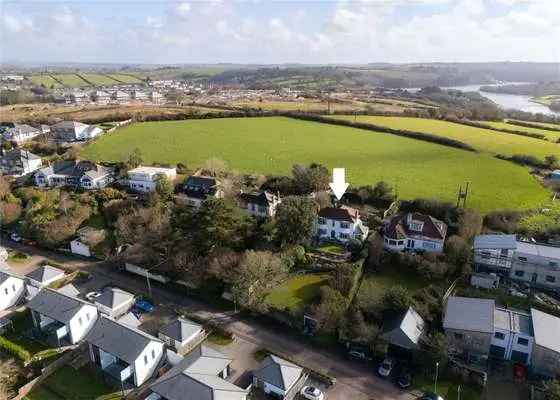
[508,120,560,130]
[481,120,560,141]
[79,73,120,86]
[330,116,560,161]
[80,117,550,212]
[265,273,331,311]
[106,73,144,83]
[29,75,63,89]
[52,74,90,87]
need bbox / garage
[490,345,506,359]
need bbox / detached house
[158,318,206,354]
[381,307,426,352]
[146,345,248,400]
[253,355,307,400]
[86,315,165,387]
[112,90,131,103]
[25,265,66,300]
[51,121,103,142]
[0,149,42,176]
[241,191,281,218]
[0,270,26,311]
[2,124,41,144]
[93,287,135,318]
[35,160,115,189]
[531,309,560,378]
[131,90,149,101]
[91,90,111,104]
[510,241,560,291]
[473,234,517,273]
[383,212,447,253]
[181,175,222,207]
[150,91,165,105]
[27,288,98,346]
[127,166,177,193]
[316,206,369,243]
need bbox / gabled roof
[184,176,218,199]
[241,191,279,206]
[25,265,65,285]
[474,234,517,250]
[85,315,162,364]
[381,307,425,350]
[253,354,303,391]
[531,308,560,354]
[159,318,203,343]
[149,345,245,400]
[28,288,91,323]
[57,284,80,297]
[443,296,495,334]
[51,121,89,130]
[94,287,135,310]
[0,269,24,286]
[318,206,359,222]
[385,212,447,241]
[0,149,41,162]
[5,124,40,136]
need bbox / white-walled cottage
[0,270,26,311]
[0,149,42,176]
[127,166,176,193]
[35,160,115,189]
[383,212,447,253]
[316,206,369,243]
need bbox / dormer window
[409,221,423,232]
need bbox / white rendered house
[316,206,369,243]
[127,166,176,193]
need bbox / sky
[1,0,559,65]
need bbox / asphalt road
[2,240,417,400]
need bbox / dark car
[420,392,445,400]
[396,370,412,389]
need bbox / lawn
[316,243,345,254]
[519,202,560,235]
[481,120,560,142]
[265,273,331,311]
[29,75,63,89]
[106,73,144,84]
[79,74,120,86]
[24,366,122,400]
[356,268,428,310]
[330,115,560,161]
[80,117,550,213]
[52,74,89,87]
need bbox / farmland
[81,116,550,212]
[50,74,89,87]
[481,120,560,141]
[106,73,145,83]
[330,115,560,161]
[78,73,120,86]
[29,75,63,89]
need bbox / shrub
[0,336,31,361]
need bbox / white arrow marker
[329,168,349,200]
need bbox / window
[144,355,148,365]
[3,288,7,295]
[78,317,83,326]
[494,332,505,340]
[517,338,529,346]
[384,238,389,244]
[397,240,404,245]
[86,313,90,321]
[318,229,327,235]
[500,249,509,257]
[318,217,326,225]
[12,285,16,292]
[151,350,156,359]
[409,222,423,232]
[340,222,349,229]
[514,270,525,277]
[481,251,491,259]
[546,276,556,283]
[389,240,397,246]
[518,257,527,262]
[454,333,463,340]
[339,233,349,239]
[550,262,559,268]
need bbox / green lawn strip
[329,115,559,161]
[80,117,550,213]
[519,202,560,234]
[481,121,560,142]
[0,310,49,361]
[265,273,331,312]
[8,250,30,263]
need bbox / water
[409,83,560,116]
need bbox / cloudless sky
[1,0,559,64]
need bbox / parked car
[300,386,324,400]
[420,392,445,400]
[378,358,394,377]
[348,349,372,361]
[85,291,101,301]
[10,232,22,242]
[396,370,412,389]
[134,299,155,313]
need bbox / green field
[51,74,89,87]
[106,73,144,84]
[330,116,560,161]
[80,117,550,212]
[266,273,331,311]
[481,120,560,141]
[79,73,120,86]
[29,75,63,89]
[509,120,560,130]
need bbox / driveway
[2,241,415,400]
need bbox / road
[2,241,416,400]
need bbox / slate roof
[516,241,560,260]
[474,234,517,250]
[28,288,90,323]
[381,307,425,350]
[241,191,279,206]
[57,284,80,297]
[159,318,203,343]
[443,296,495,334]
[318,206,359,222]
[4,124,40,138]
[183,176,219,200]
[85,315,162,364]
[37,160,113,180]
[385,212,447,241]
[531,308,560,354]
[0,269,24,286]
[0,149,41,162]
[149,345,245,400]
[253,354,303,391]
[25,265,65,285]
[51,121,88,130]
[94,287,135,310]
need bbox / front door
[331,230,336,239]
[407,239,415,249]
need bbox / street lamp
[457,385,461,400]
[434,361,439,394]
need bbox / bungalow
[25,265,66,288]
[127,166,176,193]
[27,288,98,346]
[146,345,247,400]
[0,149,42,176]
[2,124,41,144]
[35,160,115,189]
[181,175,222,207]
[316,206,369,243]
[381,307,426,352]
[158,318,206,354]
[86,315,165,387]
[51,121,103,142]
[241,191,281,218]
[383,212,447,253]
[70,226,106,258]
[93,287,135,318]
[253,355,308,400]
[473,234,517,273]
[0,270,26,311]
